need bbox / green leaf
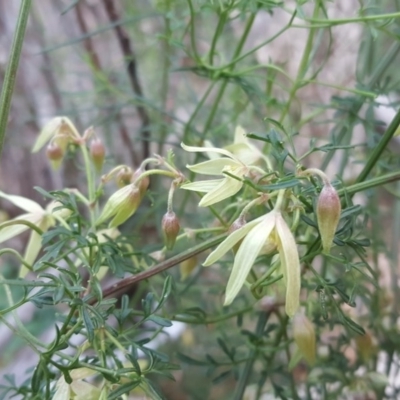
[108,380,141,400]
[147,315,173,327]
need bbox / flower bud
[355,331,376,362]
[96,183,142,227]
[162,211,180,250]
[293,313,316,365]
[116,167,133,188]
[316,182,341,253]
[180,256,197,281]
[46,142,64,170]
[90,138,105,172]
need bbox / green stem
[338,171,400,196]
[80,143,97,227]
[355,108,400,183]
[0,0,32,158]
[208,7,228,65]
[321,41,400,170]
[279,1,320,125]
[233,311,270,400]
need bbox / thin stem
[96,232,227,303]
[233,311,270,400]
[279,0,320,125]
[338,171,400,196]
[321,41,400,170]
[355,107,400,183]
[0,0,32,158]
[208,7,228,65]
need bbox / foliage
[1,0,400,399]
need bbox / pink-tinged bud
[228,216,246,234]
[46,142,64,170]
[317,183,341,253]
[132,168,149,198]
[162,211,180,250]
[116,168,133,188]
[90,138,105,172]
[293,313,316,365]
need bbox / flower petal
[224,212,277,305]
[275,213,301,318]
[199,177,243,207]
[0,191,43,213]
[181,179,222,193]
[20,231,42,277]
[181,142,237,159]
[186,158,241,175]
[203,216,264,266]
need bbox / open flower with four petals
[203,206,301,317]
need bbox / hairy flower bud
[317,182,341,253]
[293,313,316,365]
[162,211,180,250]
[90,138,105,172]
[46,142,64,170]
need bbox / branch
[97,233,227,303]
[102,0,151,160]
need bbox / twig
[102,0,151,160]
[95,233,227,303]
[75,2,138,165]
[0,0,32,159]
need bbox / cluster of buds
[33,117,108,174]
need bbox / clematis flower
[203,209,301,317]
[0,191,71,277]
[224,125,267,165]
[180,143,251,207]
[32,116,81,154]
[181,127,270,207]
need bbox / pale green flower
[32,116,80,153]
[203,210,301,317]
[0,191,71,277]
[96,183,141,227]
[180,143,250,207]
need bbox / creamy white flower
[203,210,301,317]
[0,191,71,277]
[180,143,249,207]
